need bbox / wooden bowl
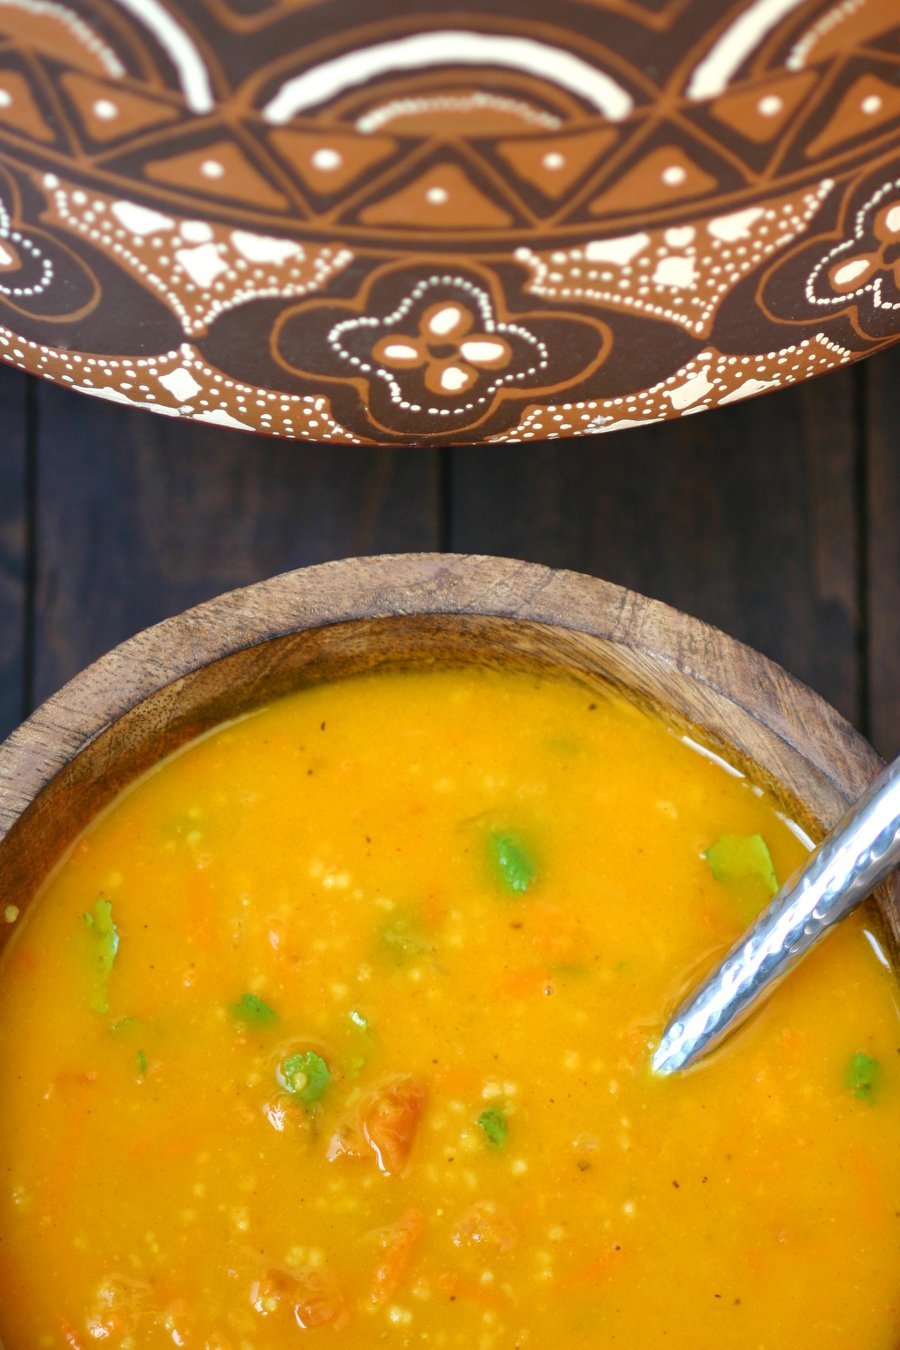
[0,2,897,445]
[0,554,897,962]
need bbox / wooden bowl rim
[1,550,895,969]
[0,552,884,843]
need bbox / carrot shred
[437,1271,510,1309]
[553,1245,624,1292]
[369,1207,425,1303]
[496,967,549,998]
[849,1141,888,1232]
[528,902,582,962]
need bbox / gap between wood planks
[0,350,896,758]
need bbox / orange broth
[0,667,897,1349]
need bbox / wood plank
[865,345,900,761]
[31,383,440,708]
[450,366,862,729]
[0,364,29,742]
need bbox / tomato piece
[369,1207,425,1303]
[160,1297,193,1345]
[250,1268,295,1316]
[293,1271,347,1331]
[83,1275,146,1340]
[328,1075,427,1177]
[251,1267,347,1331]
[363,1076,427,1176]
[263,1094,310,1134]
[452,1201,518,1254]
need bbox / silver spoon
[653,755,900,1075]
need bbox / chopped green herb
[278,1051,331,1104]
[379,910,431,964]
[845,1051,880,1101]
[137,1049,148,1078]
[348,1009,368,1029]
[230,992,277,1025]
[83,896,119,1014]
[477,1107,509,1147]
[704,834,778,921]
[705,834,778,893]
[489,831,536,895]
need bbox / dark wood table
[1,347,897,760]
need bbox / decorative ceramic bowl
[0,2,898,445]
[2,555,897,966]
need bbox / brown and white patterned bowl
[0,0,897,445]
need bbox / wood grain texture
[2,557,894,960]
[30,382,439,707]
[449,369,861,728]
[2,349,893,765]
[0,365,28,743]
[865,348,900,760]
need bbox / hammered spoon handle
[653,755,900,1075]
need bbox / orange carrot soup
[0,667,897,1349]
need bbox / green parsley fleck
[477,1107,509,1147]
[278,1051,331,1104]
[348,1009,368,1029]
[83,896,119,1014]
[845,1051,880,1101]
[137,1049,148,1078]
[230,992,277,1025]
[489,831,536,895]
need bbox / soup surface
[0,668,897,1349]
